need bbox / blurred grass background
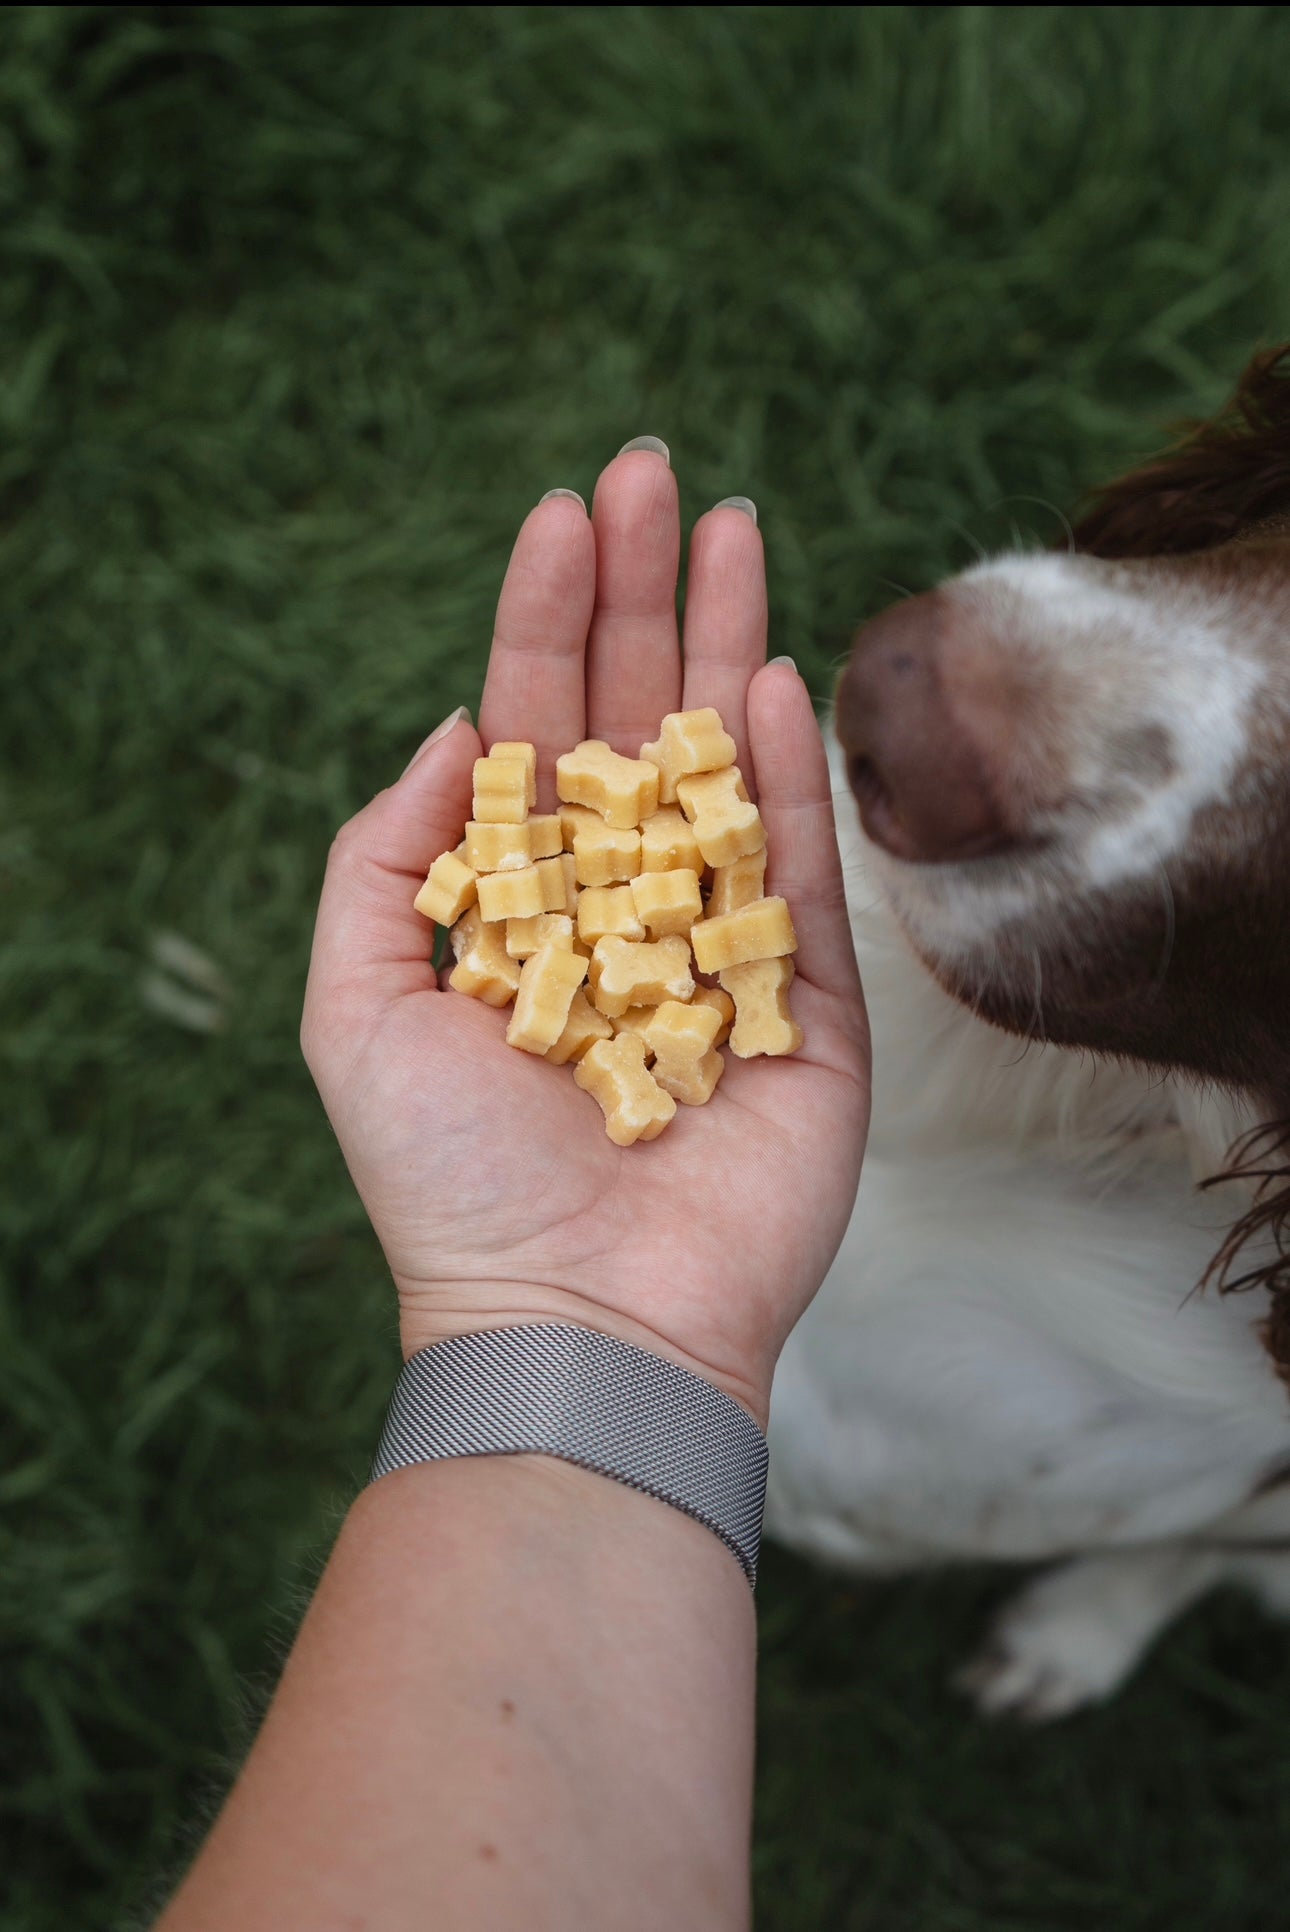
[4,5,1290,1926]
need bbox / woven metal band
[370,1323,768,1586]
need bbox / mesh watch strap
[370,1323,768,1586]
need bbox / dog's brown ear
[1072,345,1290,559]
[1199,1120,1290,1386]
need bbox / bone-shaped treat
[556,740,660,829]
[644,998,725,1105]
[639,707,737,805]
[573,1034,676,1145]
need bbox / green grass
[4,6,1290,1925]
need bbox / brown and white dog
[764,347,1290,1718]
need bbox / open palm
[302,448,870,1424]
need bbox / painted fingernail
[403,704,471,775]
[766,655,797,671]
[713,495,757,525]
[539,487,587,511]
[617,436,670,464]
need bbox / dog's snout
[837,590,1030,864]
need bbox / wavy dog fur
[1075,347,1290,1377]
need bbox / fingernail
[403,704,471,775]
[765,654,797,671]
[617,435,670,464]
[713,495,757,525]
[539,487,587,511]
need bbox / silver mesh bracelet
[370,1323,768,1586]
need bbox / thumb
[303,708,481,1046]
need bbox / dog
[764,346,1290,1719]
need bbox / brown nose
[836,590,1027,864]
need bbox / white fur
[868,554,1270,961]
[765,679,1290,1710]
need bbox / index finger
[478,492,597,811]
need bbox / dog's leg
[955,1546,1225,1721]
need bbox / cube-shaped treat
[464,820,533,874]
[448,907,522,1006]
[707,847,767,916]
[414,847,478,926]
[472,754,532,825]
[573,823,642,888]
[526,814,563,860]
[477,864,547,923]
[558,802,603,850]
[719,956,803,1058]
[577,885,646,946]
[639,708,737,806]
[590,934,695,1018]
[629,868,702,938]
[639,808,704,875]
[556,739,659,830]
[505,912,575,960]
[644,998,725,1105]
[489,741,537,809]
[506,943,589,1055]
[545,988,614,1066]
[676,768,765,869]
[534,855,574,913]
[691,896,797,974]
[690,984,736,1046]
[573,1034,676,1146]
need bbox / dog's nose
[835,590,1025,864]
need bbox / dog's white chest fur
[764,750,1290,1574]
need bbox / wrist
[396,1284,772,1432]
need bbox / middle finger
[584,443,683,753]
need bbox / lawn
[5,6,1290,1926]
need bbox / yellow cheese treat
[719,956,803,1058]
[609,1006,658,1060]
[448,908,521,1005]
[576,885,646,945]
[573,823,642,887]
[556,739,660,829]
[639,707,737,805]
[476,864,547,922]
[488,741,537,808]
[535,854,573,913]
[707,847,767,916]
[691,984,736,1046]
[589,934,695,1018]
[545,988,614,1065]
[676,768,766,869]
[573,1034,676,1146]
[464,820,533,873]
[629,867,702,938]
[505,912,575,960]
[414,847,478,925]
[558,802,603,850]
[527,814,563,860]
[644,999,725,1105]
[506,943,589,1055]
[690,895,797,974]
[472,754,531,825]
[639,808,704,875]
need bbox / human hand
[301,447,870,1426]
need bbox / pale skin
[156,448,871,1932]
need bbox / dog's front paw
[954,1630,1111,1723]
[953,1548,1218,1722]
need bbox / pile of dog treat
[413,708,801,1144]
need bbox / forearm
[157,1453,757,1932]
